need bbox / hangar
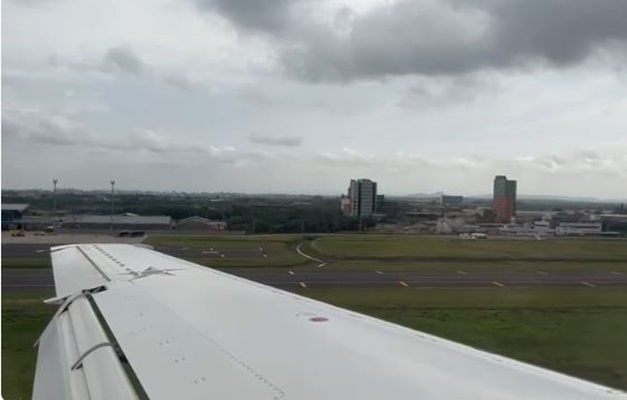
[1,203,29,230]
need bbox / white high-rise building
[348,179,378,217]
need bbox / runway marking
[581,281,596,287]
[296,243,327,268]
[611,271,624,275]
[35,249,46,253]
[375,270,383,275]
[492,281,504,287]
[537,271,548,276]
[181,247,188,250]
[457,270,467,275]
[299,282,307,288]
[399,281,409,287]
[288,271,295,275]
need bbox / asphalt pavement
[4,267,627,291]
[3,243,627,290]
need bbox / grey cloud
[101,46,145,75]
[47,47,147,77]
[488,0,627,67]
[194,0,296,34]
[397,75,498,108]
[3,110,167,152]
[312,147,627,177]
[248,133,303,147]
[2,111,100,146]
[195,0,627,81]
[2,109,260,165]
[49,47,208,90]
[6,0,59,5]
[161,73,196,89]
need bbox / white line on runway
[299,282,307,288]
[399,281,409,287]
[581,281,596,287]
[375,270,383,275]
[457,270,467,275]
[181,247,188,250]
[611,271,624,275]
[288,271,294,275]
[35,249,46,253]
[537,271,548,276]
[296,243,327,268]
[492,281,504,287]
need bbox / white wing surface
[33,243,627,399]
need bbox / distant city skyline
[2,185,627,203]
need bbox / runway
[4,243,627,290]
[4,268,627,291]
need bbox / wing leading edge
[33,243,627,400]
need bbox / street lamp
[110,180,115,232]
[52,179,58,217]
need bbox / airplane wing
[33,243,627,399]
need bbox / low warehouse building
[61,214,172,231]
[175,216,227,231]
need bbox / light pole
[52,179,58,217]
[110,180,115,232]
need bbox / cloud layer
[195,0,627,81]
[248,134,303,147]
[2,0,626,197]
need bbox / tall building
[340,195,351,215]
[348,179,378,217]
[493,175,517,223]
[375,194,385,213]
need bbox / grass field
[0,257,51,269]
[2,290,54,400]
[145,235,308,268]
[312,236,627,261]
[326,260,627,273]
[146,234,627,271]
[144,234,302,248]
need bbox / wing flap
[32,311,87,400]
[32,295,138,400]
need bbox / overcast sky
[2,0,627,197]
